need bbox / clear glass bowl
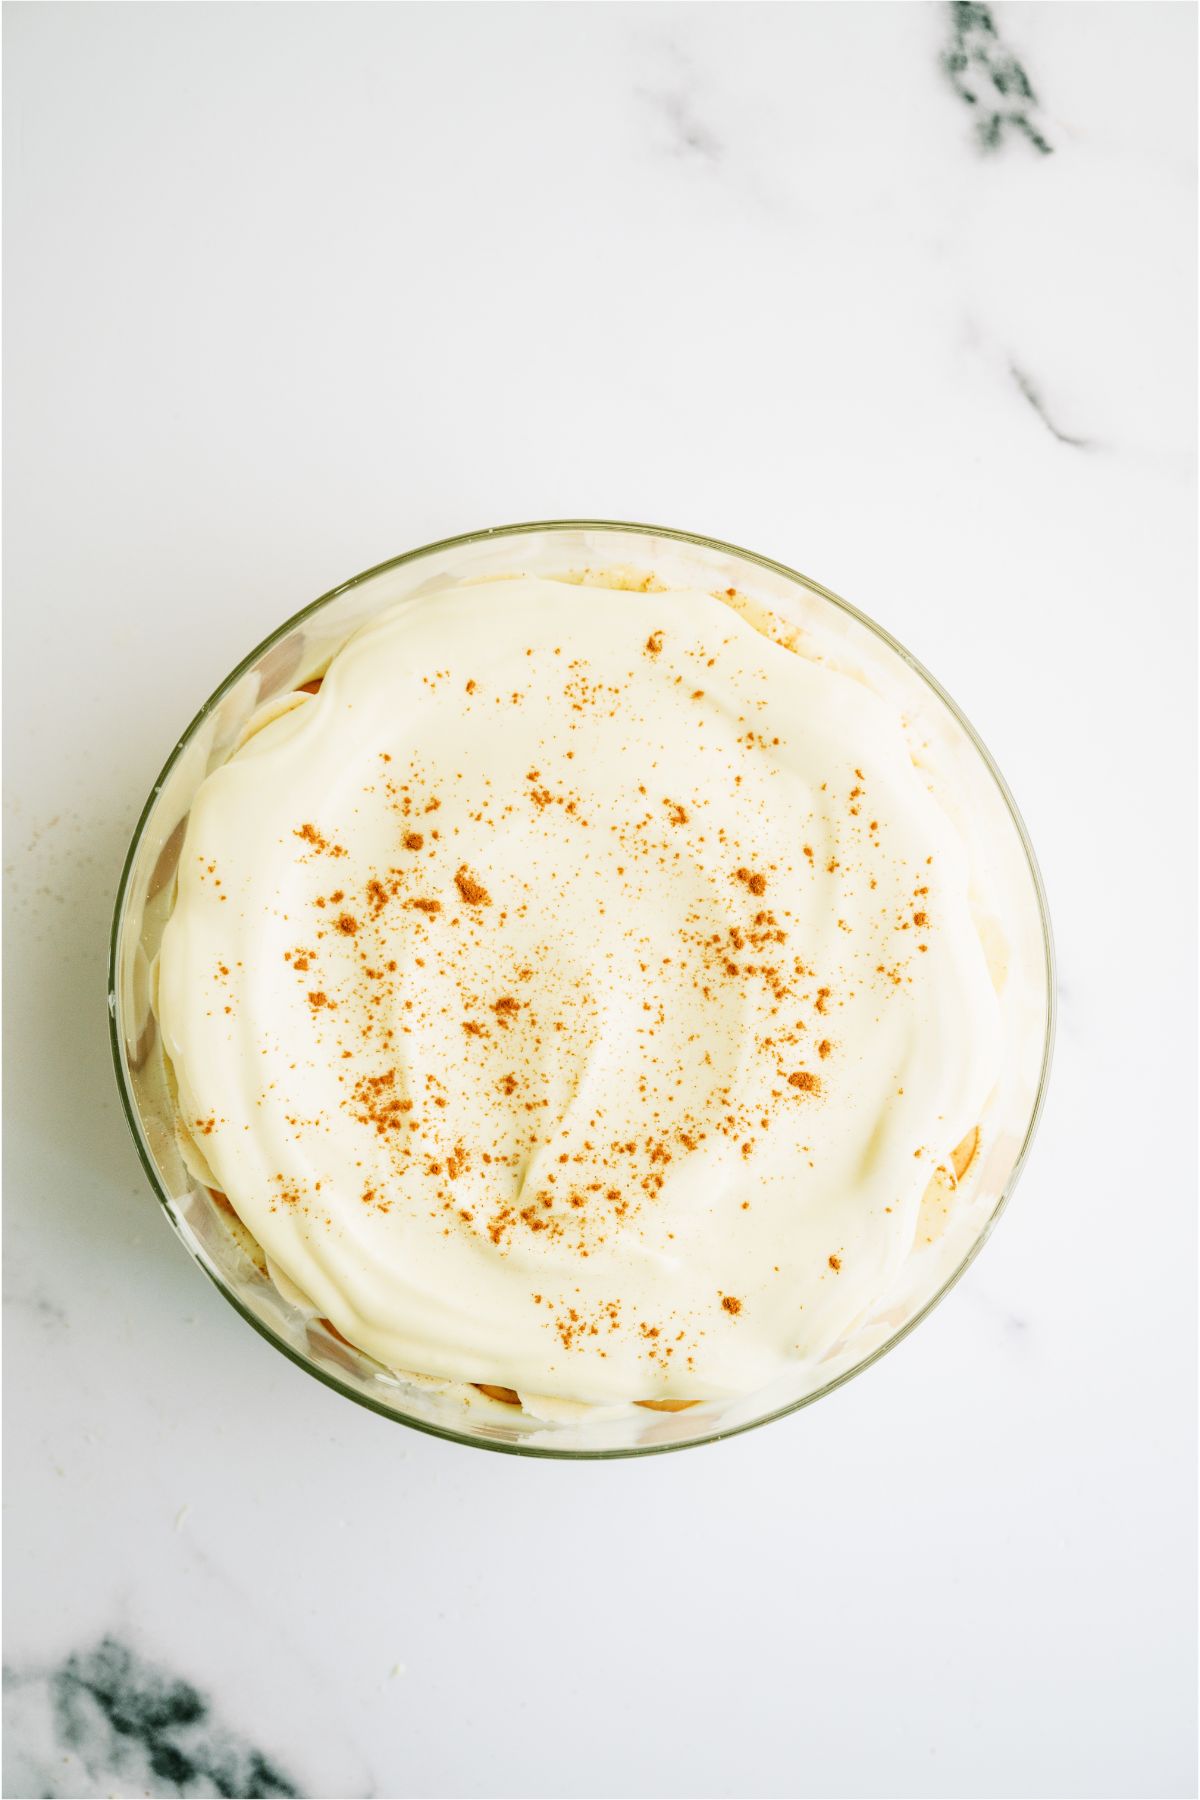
[109,522,1054,1457]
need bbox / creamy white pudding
[157,575,1000,1405]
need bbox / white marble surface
[3,5,1196,1797]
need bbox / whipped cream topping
[157,576,1001,1403]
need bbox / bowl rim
[108,518,1056,1458]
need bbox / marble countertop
[4,5,1195,1797]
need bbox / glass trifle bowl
[109,522,1053,1457]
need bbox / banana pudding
[156,573,1001,1408]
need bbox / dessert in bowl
[111,524,1052,1455]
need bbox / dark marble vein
[1009,363,1093,449]
[941,1,1053,155]
[3,1637,301,1799]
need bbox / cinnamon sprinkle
[294,822,347,857]
[454,866,491,906]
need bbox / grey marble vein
[634,34,725,168]
[3,1638,301,1800]
[965,1279,1033,1342]
[1009,363,1094,450]
[648,85,724,164]
[1,1285,70,1334]
[942,0,1053,155]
